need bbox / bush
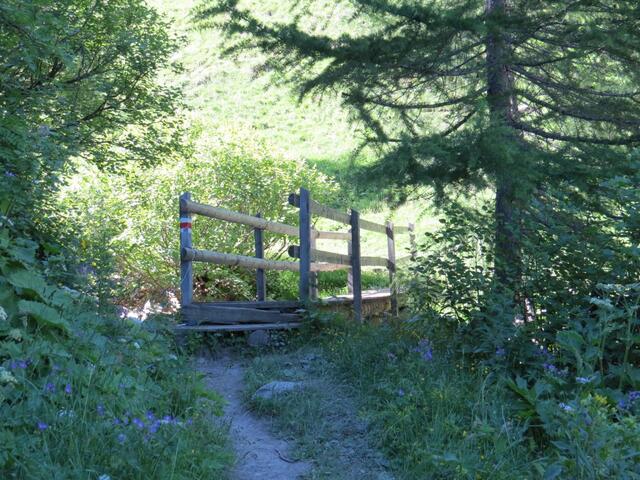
[0,223,231,478]
[59,135,340,305]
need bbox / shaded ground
[198,353,311,480]
[198,346,394,479]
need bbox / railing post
[347,240,354,294]
[310,234,318,300]
[299,188,312,303]
[254,213,266,301]
[350,208,362,322]
[386,220,398,316]
[409,222,417,260]
[179,192,193,315]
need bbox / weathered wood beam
[181,199,299,236]
[193,301,301,310]
[175,322,302,332]
[181,304,300,324]
[182,248,344,272]
[179,192,193,313]
[289,193,388,234]
[288,246,387,268]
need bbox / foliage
[0,0,182,233]
[311,318,536,479]
[195,0,640,299]
[0,222,231,478]
[59,135,340,304]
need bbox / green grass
[243,318,539,480]
[243,344,394,479]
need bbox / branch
[512,121,640,145]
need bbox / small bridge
[175,188,415,332]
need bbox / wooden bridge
[175,188,415,332]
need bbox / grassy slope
[152,0,440,259]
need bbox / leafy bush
[0,223,231,478]
[59,135,340,304]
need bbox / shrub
[0,223,231,478]
[59,135,340,305]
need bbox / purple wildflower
[132,418,145,429]
[117,433,126,444]
[64,383,72,394]
[4,171,16,178]
[113,418,121,426]
[97,404,105,416]
[37,421,48,431]
[148,421,160,434]
[44,382,55,394]
[559,402,573,413]
[576,377,590,384]
[397,388,405,397]
[386,352,397,362]
[162,415,174,424]
[186,418,193,426]
[629,391,640,402]
[146,411,155,421]
[495,347,506,357]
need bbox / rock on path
[198,355,312,480]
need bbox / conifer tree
[196,0,640,302]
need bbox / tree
[196,0,640,307]
[0,0,181,230]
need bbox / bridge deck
[174,289,395,332]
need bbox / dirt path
[198,354,312,480]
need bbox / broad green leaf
[17,300,70,333]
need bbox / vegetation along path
[198,347,394,479]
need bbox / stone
[252,381,305,400]
[247,330,270,347]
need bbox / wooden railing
[179,188,415,324]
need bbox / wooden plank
[289,245,386,268]
[182,304,300,325]
[350,209,363,322]
[299,188,312,302]
[289,192,387,234]
[179,192,193,316]
[394,225,411,234]
[175,322,302,333]
[182,248,300,271]
[254,213,266,301]
[314,230,350,241]
[182,199,299,237]
[387,221,398,316]
[358,218,387,235]
[193,301,301,310]
[289,192,351,225]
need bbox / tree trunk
[485,0,521,295]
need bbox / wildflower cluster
[412,338,433,362]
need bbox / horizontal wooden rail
[182,247,344,272]
[182,198,348,241]
[315,230,351,241]
[289,193,410,235]
[289,246,388,268]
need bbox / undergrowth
[0,224,231,479]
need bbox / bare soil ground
[198,353,312,480]
[198,346,394,480]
